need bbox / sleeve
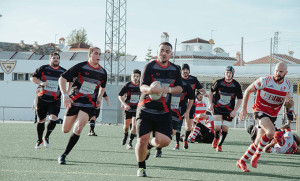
[61,63,82,82]
[100,69,107,88]
[253,77,266,90]
[186,82,195,100]
[236,81,243,99]
[140,63,153,86]
[31,66,43,79]
[210,80,219,93]
[173,67,183,88]
[195,78,203,90]
[118,84,127,96]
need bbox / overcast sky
[0,0,299,62]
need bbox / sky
[0,0,299,62]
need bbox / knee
[265,130,275,139]
[49,115,57,120]
[137,136,148,145]
[62,127,70,133]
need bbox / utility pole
[270,38,273,74]
[273,32,279,54]
[241,37,244,66]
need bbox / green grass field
[0,122,299,181]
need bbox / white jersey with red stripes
[205,115,215,135]
[252,76,293,117]
[194,100,207,123]
[270,131,298,154]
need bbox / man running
[237,62,294,172]
[135,42,183,177]
[57,47,107,164]
[30,52,66,149]
[208,66,243,152]
[118,69,141,149]
[181,63,207,149]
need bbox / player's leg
[212,115,222,148]
[217,121,231,152]
[89,108,100,136]
[58,110,90,164]
[251,117,274,168]
[174,120,183,150]
[127,115,137,150]
[35,98,47,149]
[122,112,131,145]
[43,101,60,147]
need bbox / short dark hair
[159,42,172,50]
[50,52,60,59]
[132,69,141,75]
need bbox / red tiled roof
[152,55,236,61]
[69,42,90,49]
[182,38,209,44]
[246,54,300,64]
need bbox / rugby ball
[149,81,162,100]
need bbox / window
[0,73,4,81]
[12,73,31,81]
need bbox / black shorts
[189,105,196,119]
[254,112,277,124]
[136,111,173,139]
[66,106,95,120]
[172,120,179,130]
[124,111,136,119]
[195,132,214,143]
[287,112,294,121]
[94,108,100,118]
[213,108,233,121]
[36,97,61,120]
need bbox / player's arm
[199,88,208,97]
[96,87,106,109]
[231,83,243,118]
[264,140,276,153]
[239,84,256,121]
[59,76,73,108]
[30,68,48,86]
[103,93,110,106]
[184,82,194,118]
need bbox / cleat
[137,168,147,177]
[187,137,195,143]
[216,145,222,152]
[126,142,133,150]
[58,155,66,165]
[35,140,43,149]
[212,138,219,148]
[88,132,98,136]
[122,137,127,145]
[145,149,150,160]
[251,153,260,168]
[173,144,180,151]
[43,137,50,148]
[154,149,162,157]
[183,141,188,149]
[236,159,250,172]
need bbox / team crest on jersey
[0,61,16,74]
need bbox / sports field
[0,122,299,181]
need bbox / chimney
[234,52,243,66]
[33,41,39,49]
[288,50,294,57]
[19,40,25,48]
[58,37,66,50]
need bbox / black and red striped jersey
[61,61,107,108]
[32,65,66,102]
[171,78,194,111]
[138,60,183,115]
[211,78,243,112]
[119,81,141,112]
[183,75,203,95]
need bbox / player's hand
[183,111,189,119]
[40,81,48,87]
[122,103,130,111]
[285,93,293,108]
[106,101,110,106]
[96,98,102,109]
[239,109,248,121]
[230,110,237,118]
[150,82,162,95]
[208,104,214,112]
[63,96,73,109]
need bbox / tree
[67,28,89,45]
[145,48,153,61]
